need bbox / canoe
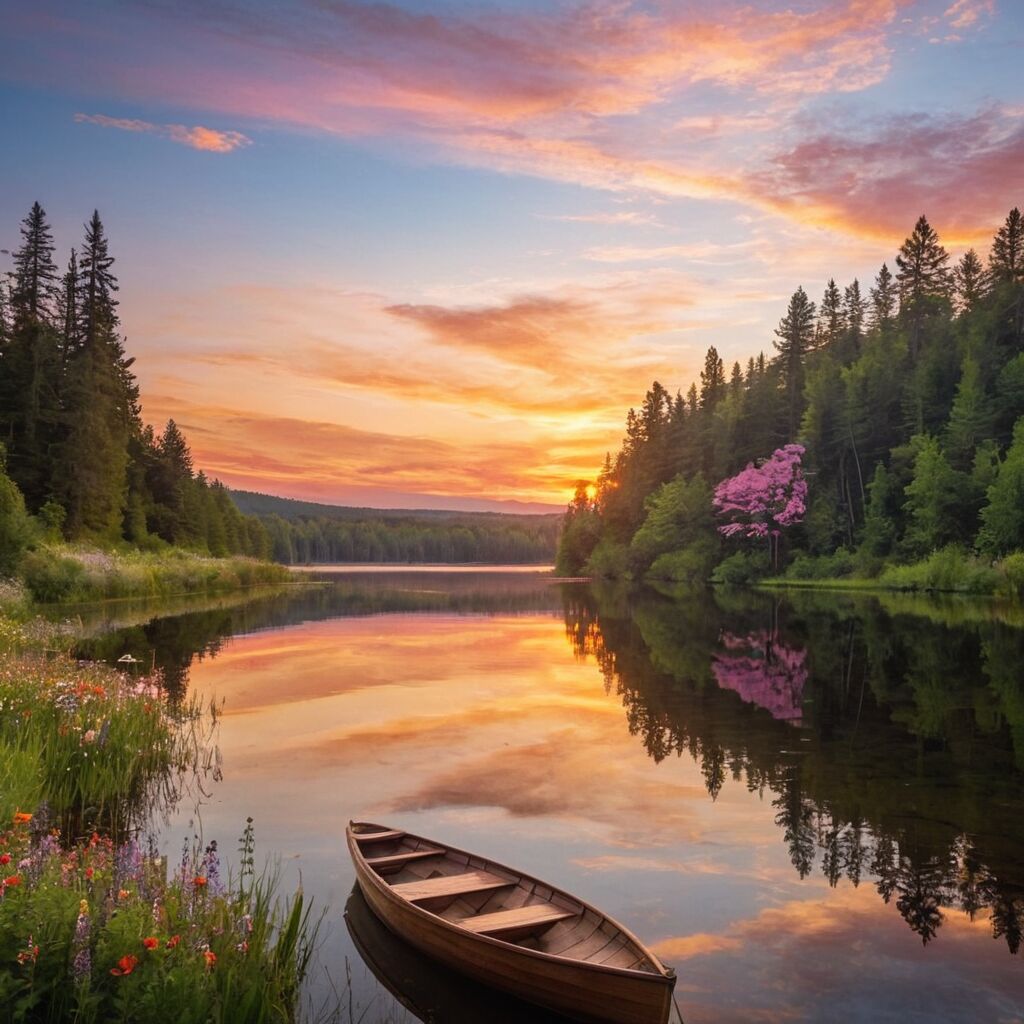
[344,885,578,1023]
[346,821,676,1024]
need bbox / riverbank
[2,545,291,612]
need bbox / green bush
[995,551,1024,598]
[0,450,35,575]
[878,546,1000,593]
[785,547,856,580]
[646,538,718,582]
[585,538,630,579]
[711,549,770,585]
[20,550,87,603]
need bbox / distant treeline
[231,491,561,564]
[558,207,1024,590]
[0,202,271,565]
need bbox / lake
[74,569,1024,1023]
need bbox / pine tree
[903,435,962,553]
[59,248,81,363]
[989,207,1023,285]
[870,263,897,332]
[944,356,990,471]
[817,279,844,349]
[954,249,984,314]
[843,279,867,353]
[978,417,1024,555]
[773,286,816,436]
[3,203,63,506]
[57,211,132,536]
[895,215,951,354]
[699,346,726,410]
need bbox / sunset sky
[1,0,1022,511]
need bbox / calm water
[76,570,1024,1023]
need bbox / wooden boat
[344,885,577,1024]
[346,821,676,1024]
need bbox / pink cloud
[74,112,250,153]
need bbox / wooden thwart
[391,869,513,903]
[353,829,405,843]
[366,849,443,871]
[459,904,577,937]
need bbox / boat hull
[348,831,674,1024]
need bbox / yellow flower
[79,899,89,916]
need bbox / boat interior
[351,823,663,974]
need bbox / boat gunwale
[347,820,675,985]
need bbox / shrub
[20,550,87,603]
[585,538,630,579]
[995,551,1024,598]
[785,547,856,580]
[877,546,1000,593]
[711,549,770,585]
[646,538,718,583]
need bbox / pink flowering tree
[713,444,807,569]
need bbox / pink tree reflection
[712,630,808,724]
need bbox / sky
[1,0,1022,512]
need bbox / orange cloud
[74,112,250,153]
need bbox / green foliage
[19,547,288,605]
[711,549,770,585]
[902,435,965,555]
[0,822,319,1024]
[785,547,856,580]
[978,417,1024,556]
[585,537,630,579]
[0,448,35,575]
[995,552,1024,598]
[877,546,1000,593]
[629,473,716,576]
[646,539,718,582]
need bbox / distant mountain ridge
[229,489,562,525]
[228,489,562,564]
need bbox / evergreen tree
[895,215,951,354]
[57,211,131,536]
[817,279,844,350]
[978,417,1024,556]
[954,249,984,314]
[869,263,897,333]
[989,207,1023,284]
[3,203,63,506]
[944,356,991,471]
[903,435,962,554]
[773,286,816,436]
[843,279,867,354]
[699,346,726,410]
[59,248,81,363]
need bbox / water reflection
[79,571,1024,1020]
[564,584,1024,953]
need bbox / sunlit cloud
[73,112,250,152]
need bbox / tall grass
[0,656,214,838]
[19,545,290,605]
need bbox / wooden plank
[352,829,405,843]
[391,870,513,903]
[366,849,444,871]
[460,904,577,937]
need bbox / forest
[0,202,272,567]
[557,208,1024,592]
[231,490,561,564]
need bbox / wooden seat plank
[391,870,513,902]
[352,829,405,843]
[460,904,577,937]
[366,848,443,870]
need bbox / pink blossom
[713,444,807,540]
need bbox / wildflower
[0,853,9,865]
[118,889,130,900]
[16,942,39,965]
[203,950,217,968]
[79,899,89,915]
[193,875,207,887]
[3,875,22,887]
[72,947,91,983]
[142,937,159,950]
[82,729,97,744]
[110,954,138,976]
[85,867,93,880]
[236,940,248,954]
[166,935,181,949]
[13,812,31,824]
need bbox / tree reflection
[562,584,1024,953]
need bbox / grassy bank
[5,545,290,608]
[760,546,1024,596]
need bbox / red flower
[203,950,217,968]
[3,875,22,887]
[142,937,159,950]
[193,875,207,887]
[166,935,181,949]
[12,812,31,824]
[85,867,94,880]
[0,853,10,865]
[110,954,138,976]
